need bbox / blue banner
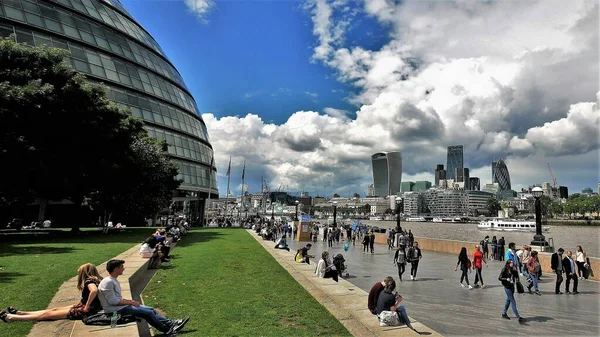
[301,215,310,222]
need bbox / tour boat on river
[369,215,384,221]
[478,219,550,232]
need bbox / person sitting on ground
[315,251,338,282]
[294,243,314,264]
[375,279,418,332]
[1,263,102,322]
[98,259,189,335]
[155,229,172,262]
[274,236,290,251]
[367,276,394,315]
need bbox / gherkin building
[0,0,218,220]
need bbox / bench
[27,239,177,337]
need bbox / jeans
[474,267,483,285]
[397,263,406,281]
[555,270,563,293]
[119,305,171,333]
[528,273,539,291]
[411,261,419,277]
[460,266,470,285]
[396,305,410,326]
[503,288,520,318]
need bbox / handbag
[516,280,525,294]
[379,310,400,326]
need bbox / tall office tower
[492,159,512,191]
[371,151,402,196]
[455,167,470,190]
[367,183,375,197]
[434,164,446,186]
[559,186,568,199]
[0,0,218,216]
[446,145,464,180]
[469,177,480,191]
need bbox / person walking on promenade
[327,227,334,248]
[408,230,414,247]
[491,236,498,260]
[524,251,541,295]
[497,237,505,261]
[362,232,371,253]
[551,248,565,294]
[367,276,394,315]
[575,245,587,279]
[387,228,394,250]
[369,231,375,254]
[408,242,422,280]
[397,231,407,250]
[455,247,473,289]
[352,230,357,246]
[499,260,525,323]
[323,226,328,242]
[505,242,520,273]
[394,246,407,282]
[563,251,579,294]
[473,244,487,288]
[482,236,490,260]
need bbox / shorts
[67,302,94,320]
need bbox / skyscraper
[0,0,218,213]
[469,177,480,191]
[371,151,402,196]
[492,159,512,191]
[455,168,470,190]
[434,164,446,186]
[446,145,464,180]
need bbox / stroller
[332,253,349,278]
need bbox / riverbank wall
[373,233,598,281]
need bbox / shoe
[412,277,416,281]
[173,316,190,333]
[468,285,473,290]
[481,284,486,289]
[566,291,571,294]
[573,291,579,294]
[460,283,466,288]
[535,291,541,295]
[6,307,18,315]
[411,275,414,280]
[0,310,8,323]
[518,317,525,324]
[380,321,388,327]
[501,313,510,320]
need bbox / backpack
[82,312,138,326]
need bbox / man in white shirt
[98,259,189,335]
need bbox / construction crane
[547,163,558,188]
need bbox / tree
[363,203,371,214]
[353,192,360,198]
[333,193,340,198]
[0,38,176,229]
[486,198,501,216]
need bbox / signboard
[302,225,308,232]
[301,215,310,222]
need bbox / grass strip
[0,228,150,336]
[142,228,352,337]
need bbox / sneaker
[573,291,579,294]
[501,313,510,320]
[410,275,414,280]
[380,321,388,327]
[535,291,542,295]
[460,283,466,288]
[468,285,473,290]
[481,284,486,289]
[555,291,563,294]
[173,316,190,333]
[518,317,525,324]
[566,291,571,294]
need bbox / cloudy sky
[123,0,599,198]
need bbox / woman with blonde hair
[1,263,103,322]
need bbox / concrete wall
[374,233,598,281]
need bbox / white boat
[432,217,444,223]
[478,219,550,232]
[369,216,384,221]
[406,217,426,222]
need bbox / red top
[473,250,484,268]
[367,282,384,311]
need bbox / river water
[343,220,600,257]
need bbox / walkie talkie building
[0,0,218,218]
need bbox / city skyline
[120,1,596,197]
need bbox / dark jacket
[563,257,575,274]
[551,253,563,271]
[407,247,422,262]
[498,268,518,291]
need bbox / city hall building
[0,0,218,221]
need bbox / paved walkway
[283,236,600,336]
[249,231,440,336]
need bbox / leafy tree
[363,203,371,214]
[486,198,501,216]
[333,193,340,198]
[352,192,360,198]
[0,38,179,229]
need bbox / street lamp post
[332,201,338,228]
[295,200,299,221]
[395,196,402,233]
[271,195,275,221]
[530,187,548,248]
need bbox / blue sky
[122,0,387,123]
[120,0,599,198]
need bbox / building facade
[455,167,470,190]
[414,181,432,192]
[446,145,464,180]
[492,159,511,191]
[0,0,218,219]
[469,177,480,191]
[371,151,402,196]
[400,181,415,193]
[434,164,446,186]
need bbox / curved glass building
[446,145,464,180]
[0,0,218,219]
[492,159,511,191]
[371,151,402,196]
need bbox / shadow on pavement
[412,277,443,282]
[525,316,554,323]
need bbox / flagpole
[240,160,246,221]
[224,156,231,219]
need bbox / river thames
[349,220,600,257]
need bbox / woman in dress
[575,245,587,279]
[1,263,102,322]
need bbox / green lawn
[0,228,151,336]
[143,229,351,337]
